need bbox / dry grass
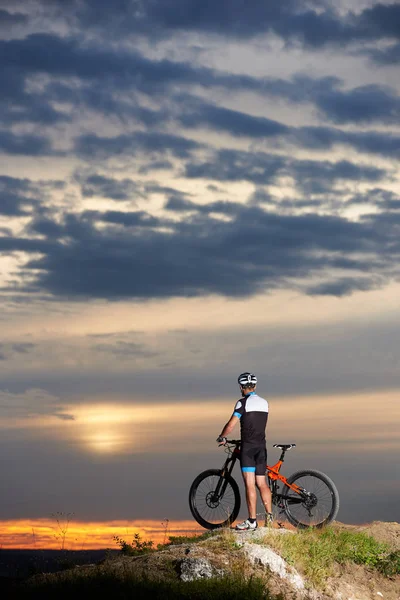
[256,525,399,588]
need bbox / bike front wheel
[282,469,340,529]
[189,469,240,530]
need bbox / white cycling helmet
[238,372,257,386]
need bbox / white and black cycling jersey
[233,392,269,446]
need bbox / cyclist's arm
[219,414,239,439]
[218,399,243,439]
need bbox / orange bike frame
[267,460,302,493]
[222,442,302,496]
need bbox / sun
[86,430,126,453]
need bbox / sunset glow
[0,519,201,550]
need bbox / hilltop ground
[8,521,400,600]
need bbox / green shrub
[113,532,154,556]
[375,550,400,577]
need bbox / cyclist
[217,372,273,530]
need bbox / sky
[1,0,400,549]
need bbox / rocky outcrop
[179,556,222,582]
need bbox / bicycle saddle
[273,444,296,450]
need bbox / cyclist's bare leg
[242,471,257,519]
[256,475,272,514]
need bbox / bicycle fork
[214,455,236,500]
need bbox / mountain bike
[189,441,339,529]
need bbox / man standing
[217,372,273,530]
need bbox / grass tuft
[166,531,213,545]
[259,526,399,587]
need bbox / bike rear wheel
[282,469,339,528]
[189,469,240,530]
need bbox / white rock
[242,542,305,590]
[179,557,215,582]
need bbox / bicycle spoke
[284,472,337,527]
[190,471,239,527]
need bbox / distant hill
[0,549,118,579]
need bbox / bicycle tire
[282,469,340,529]
[189,469,240,530]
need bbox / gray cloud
[177,97,400,158]
[0,8,28,28]
[58,0,400,51]
[93,340,159,359]
[82,210,163,228]
[3,29,400,144]
[1,193,397,301]
[0,130,54,156]
[74,131,201,160]
[0,388,74,421]
[0,177,64,216]
[76,173,141,201]
[184,148,388,187]
[0,176,38,216]
[367,41,400,65]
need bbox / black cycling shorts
[240,444,267,476]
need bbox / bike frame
[219,441,303,504]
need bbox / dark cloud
[179,102,289,138]
[4,30,399,129]
[0,130,53,156]
[165,197,241,215]
[2,29,400,147]
[0,176,37,216]
[76,174,141,201]
[176,97,400,158]
[68,0,400,49]
[2,197,397,300]
[83,210,162,228]
[0,2,399,304]
[0,9,27,28]
[27,214,66,239]
[348,188,400,210]
[291,159,387,195]
[0,233,54,254]
[313,84,400,125]
[305,276,383,297]
[367,42,400,65]
[0,176,65,217]
[184,149,285,184]
[184,149,388,188]
[291,126,400,158]
[138,160,174,174]
[1,33,268,94]
[358,3,400,41]
[74,131,201,160]
[0,69,70,126]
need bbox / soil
[336,520,400,551]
